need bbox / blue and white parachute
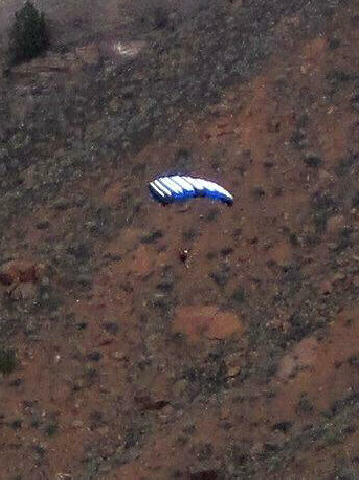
[149,175,233,206]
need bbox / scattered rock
[52,198,71,210]
[318,168,334,187]
[75,44,100,65]
[319,279,333,294]
[134,394,170,411]
[276,354,296,380]
[0,261,43,285]
[226,365,241,378]
[173,379,189,397]
[332,271,346,284]
[9,282,38,301]
[158,404,175,422]
[72,420,84,429]
[111,351,128,361]
[0,3,356,477]
[96,425,110,436]
[277,336,319,380]
[173,306,244,342]
[224,353,242,378]
[327,214,345,234]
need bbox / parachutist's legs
[179,249,189,266]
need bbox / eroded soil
[0,1,358,479]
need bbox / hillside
[0,0,358,479]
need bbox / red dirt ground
[0,3,357,480]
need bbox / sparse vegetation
[0,347,17,375]
[209,266,230,287]
[45,423,59,436]
[103,321,119,335]
[10,419,22,430]
[291,128,308,149]
[296,394,314,414]
[289,232,299,246]
[335,152,357,177]
[231,287,245,304]
[205,208,220,222]
[272,421,292,432]
[132,0,170,30]
[304,152,322,167]
[140,229,163,244]
[311,190,338,234]
[183,350,228,399]
[0,0,356,477]
[352,190,359,208]
[175,148,192,171]
[129,0,214,32]
[182,227,198,241]
[252,185,266,199]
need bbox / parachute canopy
[149,175,233,206]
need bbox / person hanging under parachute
[148,175,233,206]
[148,175,233,266]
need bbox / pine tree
[8,1,49,66]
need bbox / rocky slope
[0,0,358,479]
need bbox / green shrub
[0,347,17,375]
[8,1,49,66]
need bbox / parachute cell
[149,176,233,206]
